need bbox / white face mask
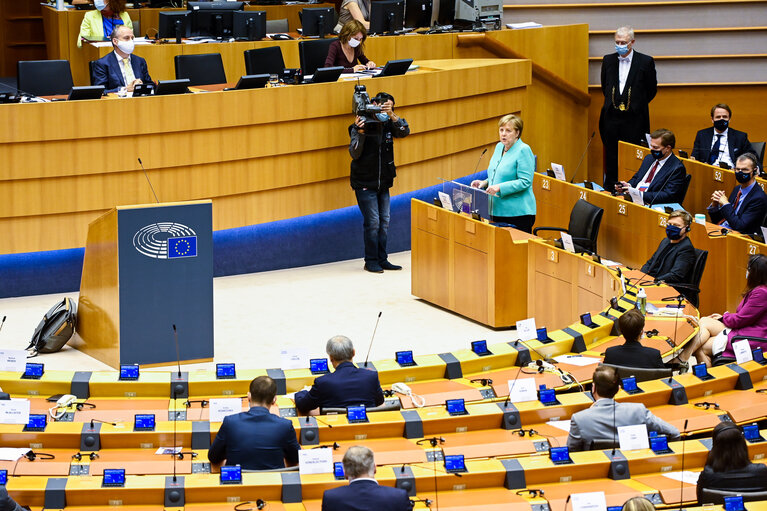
[348,38,361,48]
[94,0,107,10]
[116,39,134,55]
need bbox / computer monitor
[158,11,191,40]
[233,10,266,41]
[155,79,190,96]
[188,1,244,39]
[405,0,432,29]
[301,7,334,38]
[68,86,104,101]
[370,0,405,35]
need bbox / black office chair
[244,46,286,76]
[298,38,336,76]
[751,141,765,171]
[600,363,672,382]
[698,488,767,505]
[712,336,767,366]
[682,248,708,308]
[319,401,402,415]
[88,60,97,86]
[174,53,227,86]
[533,199,604,254]
[680,173,692,205]
[17,59,74,96]
[588,439,619,451]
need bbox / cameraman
[349,92,410,273]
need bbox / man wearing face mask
[349,92,410,273]
[615,129,687,206]
[599,26,657,191]
[641,210,696,300]
[77,0,133,48]
[708,153,767,234]
[92,25,152,94]
[691,104,754,169]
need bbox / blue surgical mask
[666,224,683,240]
[651,149,664,160]
[94,0,107,10]
[615,44,629,56]
[376,112,389,122]
[735,170,752,184]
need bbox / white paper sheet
[553,355,601,367]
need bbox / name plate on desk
[617,424,649,451]
[208,398,242,423]
[0,350,28,372]
[516,318,537,341]
[733,339,754,365]
[298,447,333,475]
[507,378,537,402]
[0,399,30,425]
[571,491,608,511]
[561,232,575,253]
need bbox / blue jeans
[355,188,390,264]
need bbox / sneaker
[380,261,402,271]
[364,263,384,273]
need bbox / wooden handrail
[456,33,590,107]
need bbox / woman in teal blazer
[471,114,536,233]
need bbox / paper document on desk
[662,471,700,485]
[600,259,622,267]
[0,448,31,461]
[570,491,607,511]
[627,187,644,206]
[506,22,542,29]
[554,355,601,367]
[546,419,571,432]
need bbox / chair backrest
[699,487,767,505]
[174,53,226,86]
[265,18,289,33]
[17,60,74,96]
[751,141,765,169]
[244,46,285,76]
[687,248,708,308]
[88,60,96,86]
[589,439,619,450]
[680,173,692,204]
[320,401,402,415]
[601,363,672,382]
[567,199,604,253]
[298,38,336,76]
[242,466,299,473]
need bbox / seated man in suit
[208,376,300,470]
[92,25,152,94]
[691,103,753,169]
[615,128,687,206]
[603,308,664,369]
[567,366,679,451]
[322,445,411,511]
[708,153,767,235]
[295,335,384,414]
[640,210,696,297]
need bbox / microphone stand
[137,158,160,203]
[416,437,445,511]
[568,131,596,184]
[363,312,382,368]
[677,419,688,510]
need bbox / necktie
[123,58,135,84]
[709,134,722,165]
[646,161,659,183]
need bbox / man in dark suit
[708,153,767,234]
[295,335,384,414]
[0,487,25,511]
[322,446,411,511]
[615,129,687,206]
[567,366,678,451]
[691,104,754,168]
[92,25,152,94]
[640,210,696,297]
[599,26,657,191]
[208,376,300,471]
[603,308,665,369]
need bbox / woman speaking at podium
[471,114,537,233]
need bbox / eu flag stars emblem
[168,236,197,259]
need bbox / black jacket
[692,127,753,166]
[603,341,665,369]
[599,50,657,137]
[641,236,696,284]
[697,463,767,504]
[349,116,409,191]
[628,153,687,206]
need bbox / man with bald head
[599,25,657,191]
[295,335,384,414]
[92,25,152,94]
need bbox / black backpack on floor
[26,297,77,357]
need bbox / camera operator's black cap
[373,92,394,105]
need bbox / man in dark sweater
[349,92,410,273]
[604,308,664,369]
[641,210,696,299]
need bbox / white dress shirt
[637,152,671,193]
[618,50,633,94]
[710,128,732,168]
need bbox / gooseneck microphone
[472,147,488,175]
[568,131,596,184]
[137,158,160,204]
[89,418,117,427]
[172,324,182,379]
[0,316,6,334]
[645,160,679,210]
[678,419,688,510]
[363,312,382,368]
[306,414,334,429]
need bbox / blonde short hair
[499,114,523,136]
[622,497,655,511]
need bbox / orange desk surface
[88,448,193,475]
[0,449,72,476]
[634,474,698,505]
[541,480,642,511]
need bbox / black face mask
[735,170,752,184]
[713,119,729,131]
[651,149,664,160]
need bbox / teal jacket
[486,139,536,217]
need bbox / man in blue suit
[615,128,687,207]
[708,153,767,235]
[92,25,152,94]
[295,336,384,414]
[208,376,300,471]
[322,446,411,511]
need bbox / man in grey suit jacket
[0,486,25,511]
[567,366,679,451]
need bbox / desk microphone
[363,311,382,368]
[472,147,488,175]
[678,419,688,510]
[311,442,340,450]
[172,324,182,379]
[137,158,160,204]
[568,131,596,184]
[0,316,5,334]
[306,414,334,429]
[89,418,116,427]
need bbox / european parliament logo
[133,222,198,260]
